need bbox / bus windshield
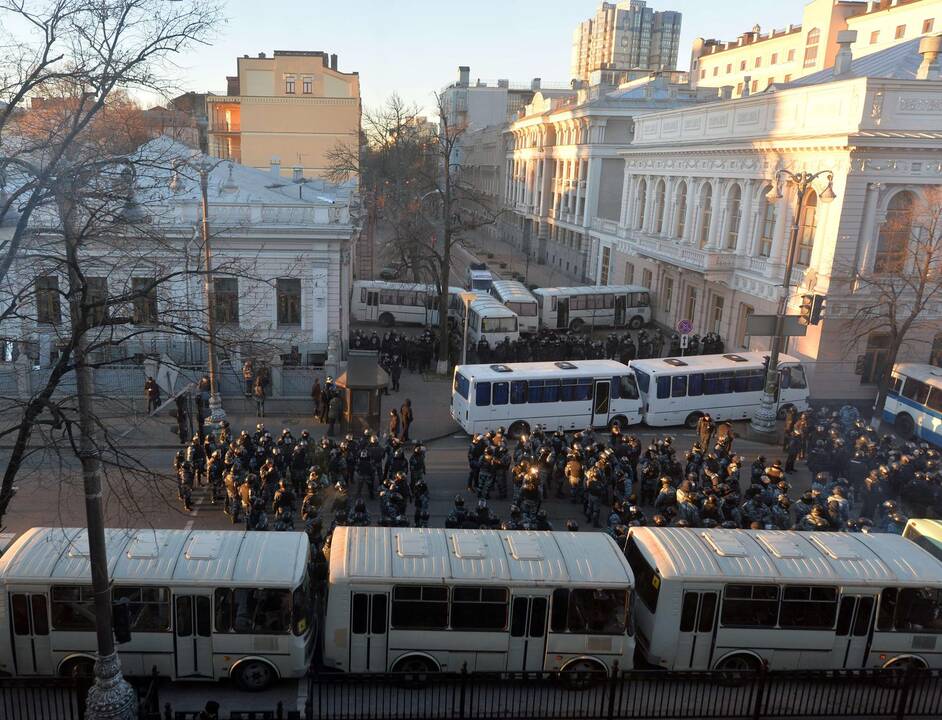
[482,317,517,333]
[780,365,807,390]
[454,372,470,399]
[904,525,942,563]
[633,369,650,395]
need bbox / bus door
[592,380,611,427]
[508,596,548,672]
[350,592,388,672]
[675,589,718,670]
[9,592,52,675]
[556,298,569,330]
[615,295,627,327]
[366,290,379,322]
[833,594,875,669]
[174,593,213,679]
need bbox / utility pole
[749,169,835,440]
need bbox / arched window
[636,178,647,229]
[875,191,915,273]
[796,190,817,266]
[675,181,688,238]
[803,28,820,68]
[725,184,742,249]
[698,183,713,248]
[654,179,667,234]
[758,186,776,257]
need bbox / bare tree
[844,187,942,429]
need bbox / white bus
[466,264,493,293]
[0,527,313,690]
[630,351,810,428]
[322,527,635,676]
[883,363,942,446]
[458,296,520,348]
[903,519,942,563]
[625,527,942,671]
[489,280,539,335]
[532,285,651,332]
[450,359,642,436]
[352,280,464,328]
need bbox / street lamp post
[749,169,836,439]
[196,117,225,425]
[460,292,477,365]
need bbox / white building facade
[590,42,942,402]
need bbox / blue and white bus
[884,363,942,445]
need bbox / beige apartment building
[691,0,942,98]
[207,50,360,179]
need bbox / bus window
[902,378,931,405]
[391,586,448,629]
[454,372,470,400]
[620,375,639,400]
[780,365,808,390]
[475,382,491,407]
[928,388,942,413]
[778,586,838,629]
[215,588,292,634]
[528,379,544,403]
[51,585,96,631]
[560,381,575,402]
[634,370,650,394]
[878,587,942,632]
[575,378,592,401]
[604,294,615,309]
[550,588,569,632]
[451,587,508,631]
[656,376,671,400]
[510,380,528,404]
[113,586,171,632]
[544,379,560,402]
[566,589,628,635]
[721,584,779,627]
[625,538,659,612]
[704,371,733,395]
[688,373,703,396]
[629,292,650,307]
[888,375,903,396]
[671,376,687,398]
[735,369,764,393]
[493,382,509,406]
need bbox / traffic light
[113,597,131,644]
[809,294,826,325]
[798,294,815,326]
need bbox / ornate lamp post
[749,169,835,439]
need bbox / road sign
[676,319,693,335]
[745,314,808,337]
[680,334,689,349]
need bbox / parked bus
[352,280,463,327]
[532,285,651,332]
[630,351,810,428]
[624,526,942,671]
[322,526,635,675]
[883,363,942,445]
[451,359,642,436]
[457,296,520,348]
[0,527,313,690]
[489,280,539,334]
[466,263,493,293]
[903,519,942,563]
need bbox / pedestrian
[390,357,402,392]
[388,408,400,438]
[198,701,220,720]
[174,395,189,444]
[311,378,323,420]
[253,378,266,417]
[242,358,255,397]
[144,376,160,414]
[327,393,343,436]
[400,399,413,442]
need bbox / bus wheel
[508,421,530,439]
[561,658,606,690]
[895,413,915,439]
[684,412,703,429]
[715,654,760,686]
[60,657,94,679]
[776,404,793,421]
[570,318,585,332]
[393,655,438,674]
[628,315,644,330]
[379,312,395,328]
[233,659,276,691]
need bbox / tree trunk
[870,339,901,429]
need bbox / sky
[164,0,802,114]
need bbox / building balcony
[626,232,783,284]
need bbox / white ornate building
[589,36,942,401]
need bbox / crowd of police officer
[459,405,942,542]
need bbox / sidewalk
[0,371,460,450]
[460,227,579,289]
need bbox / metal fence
[303,668,942,720]
[0,676,86,720]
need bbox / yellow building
[691,0,942,98]
[207,50,360,180]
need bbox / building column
[583,157,602,228]
[683,178,697,244]
[735,180,755,254]
[856,182,883,274]
[643,175,657,233]
[662,176,676,236]
[706,180,723,249]
[619,167,633,227]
